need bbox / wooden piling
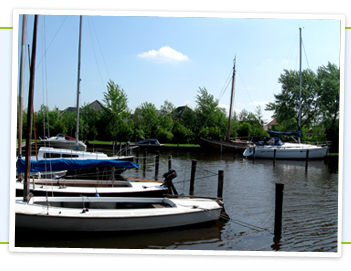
[136,148,139,164]
[168,155,172,171]
[273,149,277,167]
[155,151,160,180]
[274,183,284,237]
[305,149,309,170]
[189,160,197,195]
[217,170,224,199]
[253,147,256,161]
[143,150,147,174]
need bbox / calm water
[15,149,339,253]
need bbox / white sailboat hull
[243,143,328,159]
[40,135,87,151]
[15,179,168,197]
[15,197,222,231]
[31,147,133,161]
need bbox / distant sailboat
[199,58,251,153]
[243,28,328,159]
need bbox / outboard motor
[162,169,178,195]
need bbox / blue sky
[16,13,341,123]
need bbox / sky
[15,12,341,124]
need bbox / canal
[15,149,339,253]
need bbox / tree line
[265,62,340,152]
[19,62,340,151]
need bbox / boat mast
[226,57,236,142]
[75,15,82,150]
[298,28,302,143]
[23,15,39,202]
[18,15,26,158]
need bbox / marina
[15,148,339,252]
[13,14,340,254]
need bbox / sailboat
[39,133,87,151]
[198,58,252,153]
[243,28,328,159]
[23,16,133,179]
[15,196,223,232]
[16,15,223,232]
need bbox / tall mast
[75,15,82,150]
[23,15,39,202]
[18,14,26,158]
[298,27,302,143]
[226,57,236,142]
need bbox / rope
[227,216,273,234]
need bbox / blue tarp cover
[134,139,161,145]
[268,129,301,138]
[17,158,139,173]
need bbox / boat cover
[17,158,139,173]
[255,137,284,146]
[134,139,161,145]
[268,129,301,138]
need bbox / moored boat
[243,28,329,160]
[15,196,223,231]
[15,178,168,198]
[243,136,328,159]
[40,134,87,151]
[199,58,252,153]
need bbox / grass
[88,140,200,147]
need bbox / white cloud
[138,46,189,63]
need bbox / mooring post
[155,151,160,180]
[305,149,309,171]
[143,150,147,174]
[136,148,139,164]
[168,155,172,171]
[273,149,277,167]
[217,170,224,198]
[189,160,197,195]
[253,147,256,161]
[274,183,284,237]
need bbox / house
[263,119,277,131]
[59,100,105,115]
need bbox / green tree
[195,87,227,139]
[266,68,319,130]
[133,102,159,139]
[80,102,102,140]
[265,63,339,147]
[102,80,130,141]
[316,62,340,151]
[35,105,66,138]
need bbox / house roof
[266,119,277,126]
[60,100,105,115]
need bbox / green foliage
[195,87,227,139]
[172,122,194,144]
[266,62,339,147]
[102,79,131,141]
[237,122,252,137]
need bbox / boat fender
[82,208,89,213]
[95,193,100,197]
